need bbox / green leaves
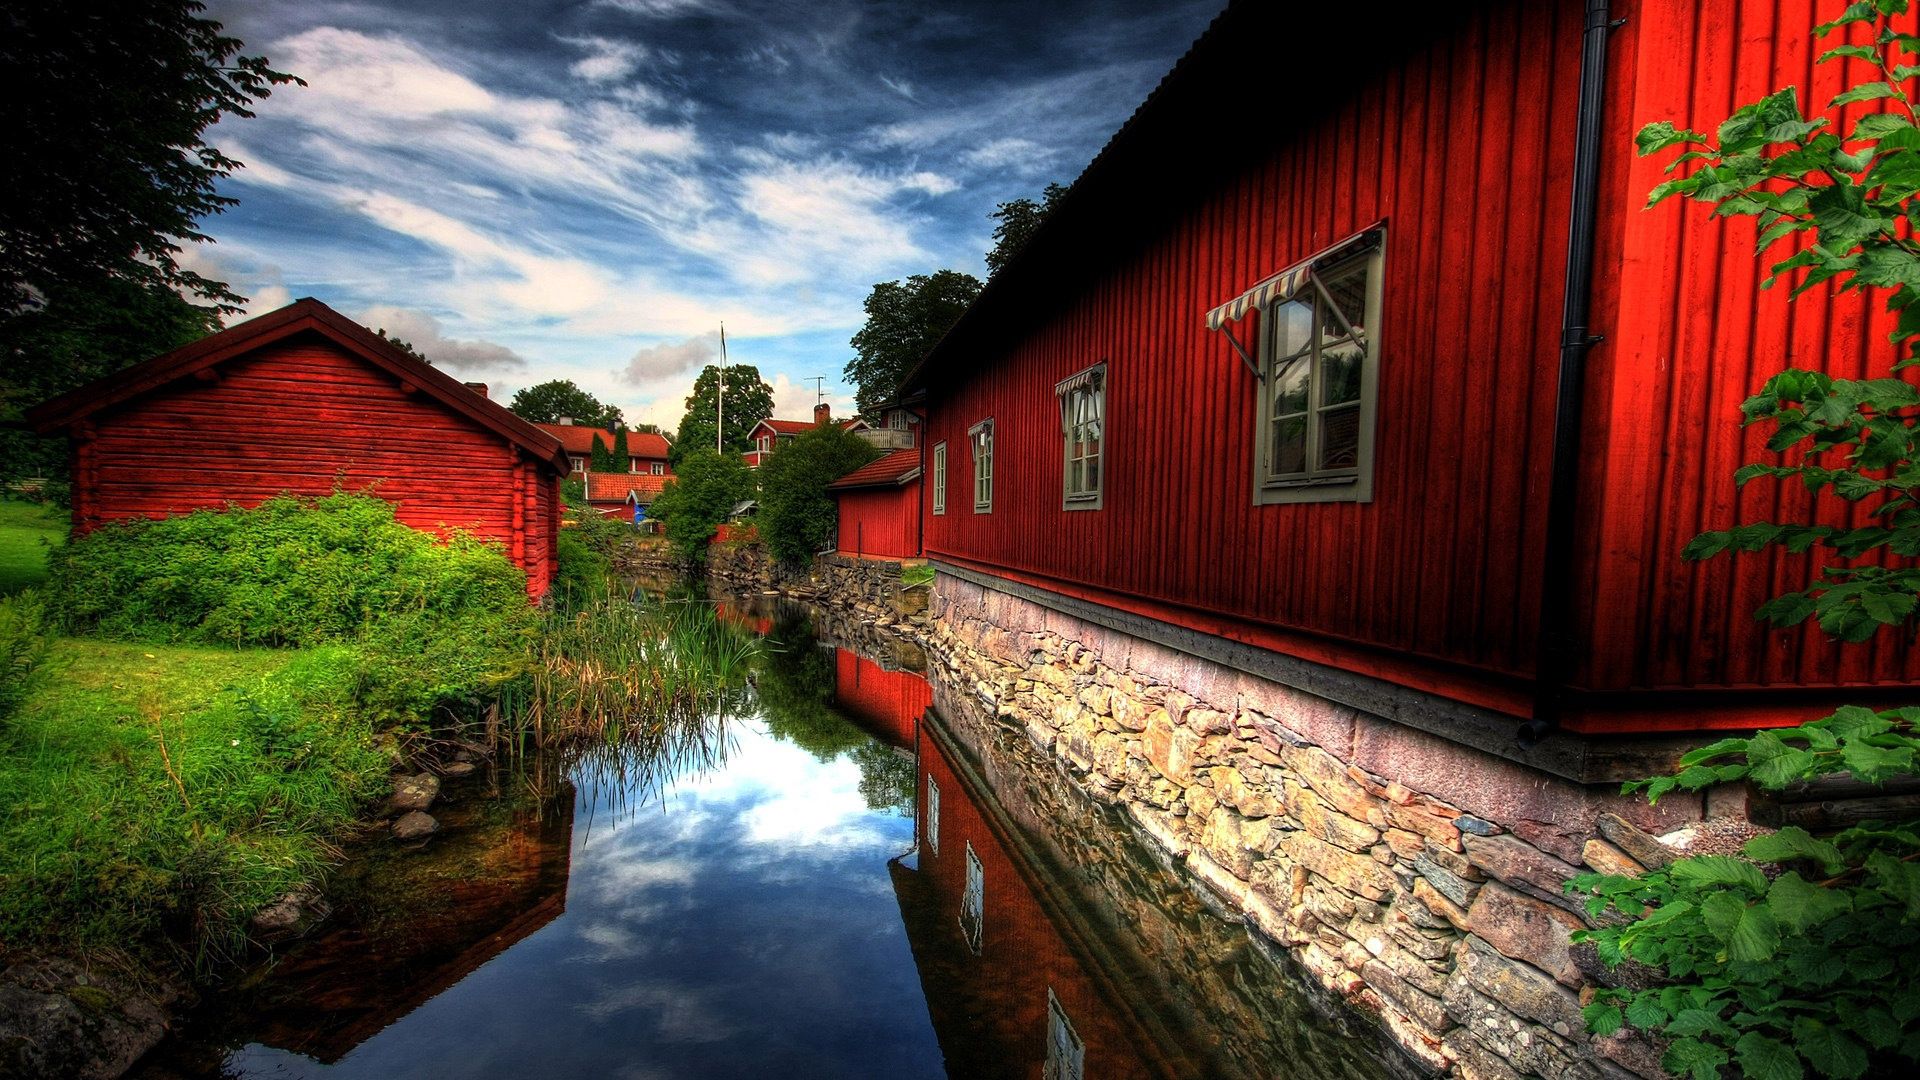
[1675,855,1772,894]
[1736,1032,1805,1080]
[1746,828,1847,875]
[1767,873,1853,932]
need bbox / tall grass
[515,594,758,746]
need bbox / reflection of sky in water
[227,721,942,1079]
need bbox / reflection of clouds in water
[577,980,740,1043]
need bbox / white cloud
[877,74,916,101]
[563,35,647,82]
[961,136,1052,172]
[356,304,529,372]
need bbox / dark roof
[827,448,921,491]
[26,297,569,475]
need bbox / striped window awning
[1054,363,1106,396]
[1202,227,1381,331]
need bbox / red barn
[906,0,1920,741]
[26,298,569,599]
[828,449,922,560]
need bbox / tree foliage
[673,364,774,462]
[756,424,880,569]
[2,0,301,316]
[611,428,631,470]
[589,434,616,473]
[985,182,1068,277]
[1577,8,1920,1077]
[374,328,429,364]
[645,449,750,565]
[1,277,218,489]
[507,379,623,429]
[845,270,982,419]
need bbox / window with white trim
[969,419,993,513]
[651,461,664,475]
[925,775,940,855]
[932,442,947,515]
[961,841,984,955]
[569,455,585,474]
[1056,364,1105,510]
[1253,235,1382,504]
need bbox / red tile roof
[535,424,672,461]
[827,449,921,491]
[627,432,671,458]
[754,418,816,436]
[584,472,671,502]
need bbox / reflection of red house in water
[830,648,929,749]
[891,720,1167,1080]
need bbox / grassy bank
[0,639,388,969]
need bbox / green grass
[0,637,389,971]
[0,500,64,595]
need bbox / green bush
[0,590,50,719]
[756,424,879,568]
[46,493,536,727]
[647,450,751,566]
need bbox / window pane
[1271,298,1312,360]
[1318,405,1361,470]
[1272,353,1310,415]
[1319,260,1368,334]
[1086,455,1099,492]
[1271,414,1307,475]
[1319,341,1364,406]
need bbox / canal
[135,596,1402,1079]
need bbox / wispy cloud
[357,304,529,371]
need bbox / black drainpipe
[1525,0,1620,748]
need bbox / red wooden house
[582,471,671,523]
[26,298,569,598]
[534,422,671,478]
[828,449,922,561]
[906,0,1920,743]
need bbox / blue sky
[193,0,1221,430]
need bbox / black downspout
[1525,0,1619,748]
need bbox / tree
[589,434,616,473]
[756,424,880,569]
[645,449,750,565]
[985,182,1068,277]
[673,364,773,463]
[1,277,218,488]
[2,1,301,317]
[611,428,631,471]
[507,379,623,428]
[845,270,982,418]
[374,328,429,364]
[1571,10,1920,1078]
[629,422,666,438]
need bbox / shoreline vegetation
[0,491,755,1075]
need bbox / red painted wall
[918,0,1920,731]
[76,337,562,598]
[832,649,930,748]
[836,485,920,560]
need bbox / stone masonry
[927,571,1719,1080]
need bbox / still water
[138,600,1394,1080]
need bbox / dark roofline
[25,297,569,475]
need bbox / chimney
[463,382,489,399]
[558,416,574,426]
[813,402,831,426]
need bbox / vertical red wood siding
[836,486,921,560]
[831,648,931,748]
[925,0,1579,719]
[82,338,560,598]
[920,0,1920,731]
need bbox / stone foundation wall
[710,544,930,637]
[927,571,1722,1080]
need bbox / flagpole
[717,322,727,454]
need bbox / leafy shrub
[0,590,50,719]
[46,493,536,727]
[756,424,879,568]
[647,450,751,566]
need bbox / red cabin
[26,298,569,599]
[906,0,1920,738]
[581,471,669,523]
[533,421,671,478]
[828,448,923,561]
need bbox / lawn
[0,638,389,967]
[0,499,64,594]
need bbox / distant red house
[534,421,671,477]
[905,1,1920,737]
[26,298,569,599]
[582,471,670,523]
[828,448,922,560]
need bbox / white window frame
[925,774,940,855]
[932,442,947,515]
[651,461,664,475]
[969,419,993,513]
[1044,989,1086,1080]
[1253,233,1384,505]
[569,455,585,474]
[1056,363,1106,511]
[961,840,983,955]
